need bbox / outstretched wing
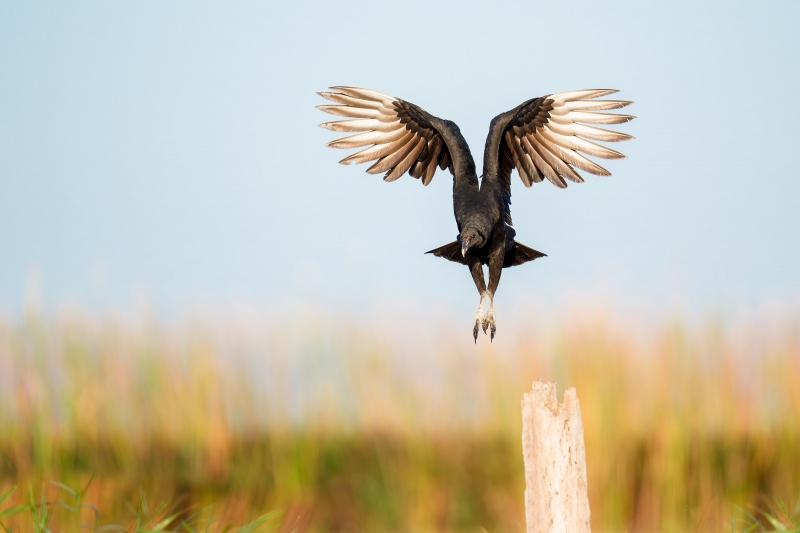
[494,89,635,190]
[318,87,455,185]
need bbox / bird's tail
[503,241,546,268]
[425,241,467,265]
[426,240,546,268]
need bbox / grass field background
[1,303,798,532]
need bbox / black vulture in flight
[318,87,634,342]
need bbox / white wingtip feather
[549,89,619,102]
[319,118,402,132]
[331,86,394,104]
[564,111,636,125]
[317,105,381,119]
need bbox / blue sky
[1,0,798,320]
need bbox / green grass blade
[80,502,100,521]
[202,510,214,533]
[234,511,281,533]
[734,504,766,533]
[39,486,49,530]
[174,505,213,532]
[139,491,149,518]
[80,473,98,497]
[0,486,17,507]
[46,481,77,499]
[150,511,182,531]
[53,501,76,514]
[0,505,30,519]
[764,512,789,531]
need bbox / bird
[317,87,634,342]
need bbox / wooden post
[522,381,591,533]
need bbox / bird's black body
[424,115,547,339]
[318,87,634,341]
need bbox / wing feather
[318,91,389,109]
[319,118,401,132]
[412,136,440,184]
[560,99,632,111]
[547,121,634,142]
[422,138,442,185]
[384,137,427,181]
[563,111,636,124]
[330,86,394,103]
[316,105,383,120]
[505,133,532,186]
[539,128,626,159]
[339,130,415,165]
[532,132,585,183]
[438,149,451,171]
[537,139,611,176]
[367,135,422,174]
[326,128,408,149]
[549,89,619,101]
[522,135,566,188]
[409,158,426,179]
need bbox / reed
[0,306,797,532]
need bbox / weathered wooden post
[522,381,591,533]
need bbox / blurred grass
[0,481,282,532]
[0,307,798,532]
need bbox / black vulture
[318,87,634,342]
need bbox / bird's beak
[461,240,469,257]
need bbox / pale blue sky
[1,0,798,319]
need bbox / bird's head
[460,227,484,257]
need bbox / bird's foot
[485,306,496,342]
[473,292,488,343]
[473,308,485,343]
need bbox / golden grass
[0,306,798,532]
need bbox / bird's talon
[473,305,486,342]
[486,307,496,341]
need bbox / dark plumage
[318,87,634,341]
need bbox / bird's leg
[469,259,487,343]
[474,291,489,341]
[485,256,503,342]
[485,293,496,341]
